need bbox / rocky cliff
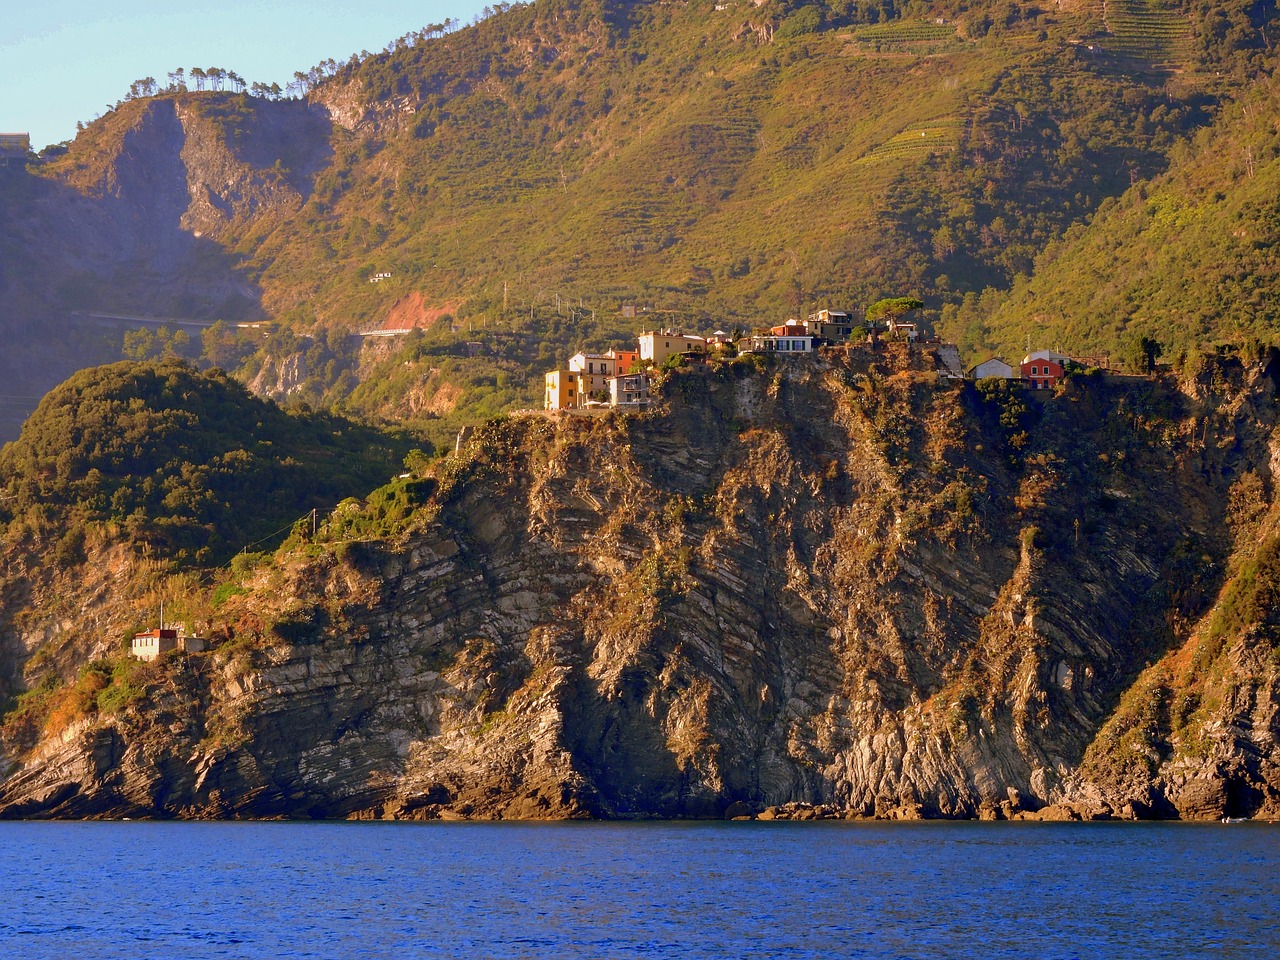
[2,348,1279,820]
[0,93,333,439]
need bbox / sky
[2,1,491,151]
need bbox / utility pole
[503,282,508,312]
[311,508,317,537]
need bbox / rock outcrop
[3,350,1280,820]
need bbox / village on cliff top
[542,306,1112,412]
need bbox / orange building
[545,369,579,410]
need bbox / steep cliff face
[0,94,335,440]
[1075,353,1280,819]
[2,350,1279,820]
[48,96,329,245]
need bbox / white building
[741,334,816,355]
[130,628,206,661]
[886,318,919,341]
[569,352,620,376]
[969,357,1017,380]
[608,372,651,407]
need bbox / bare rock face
[0,93,337,438]
[172,99,330,240]
[3,352,1280,820]
[247,351,309,399]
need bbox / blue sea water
[0,820,1276,959]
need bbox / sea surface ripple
[0,820,1276,958]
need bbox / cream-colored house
[569,352,619,376]
[969,357,1017,380]
[804,309,857,342]
[608,373,651,407]
[568,352,620,400]
[638,331,707,366]
[131,628,206,661]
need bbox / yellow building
[544,369,579,410]
[638,331,707,367]
[804,309,857,342]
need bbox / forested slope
[0,360,407,565]
[979,69,1280,364]
[2,0,1277,442]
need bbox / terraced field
[1100,0,1193,67]
[849,20,957,47]
[854,120,962,166]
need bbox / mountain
[977,70,1280,364]
[2,349,1279,820]
[4,1,1280,820]
[2,0,1277,442]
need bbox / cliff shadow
[0,96,310,439]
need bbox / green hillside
[2,0,1277,438]
[243,0,1212,322]
[0,360,408,565]
[976,73,1280,364]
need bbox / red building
[1021,350,1068,390]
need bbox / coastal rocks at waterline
[3,353,1280,821]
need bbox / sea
[0,820,1276,959]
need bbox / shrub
[53,525,87,568]
[212,582,247,607]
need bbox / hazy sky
[2,1,489,150]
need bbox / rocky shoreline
[3,355,1280,822]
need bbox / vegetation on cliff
[2,349,1279,821]
[0,359,408,565]
[978,69,1280,364]
[4,0,1280,445]
[3,0,1280,820]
